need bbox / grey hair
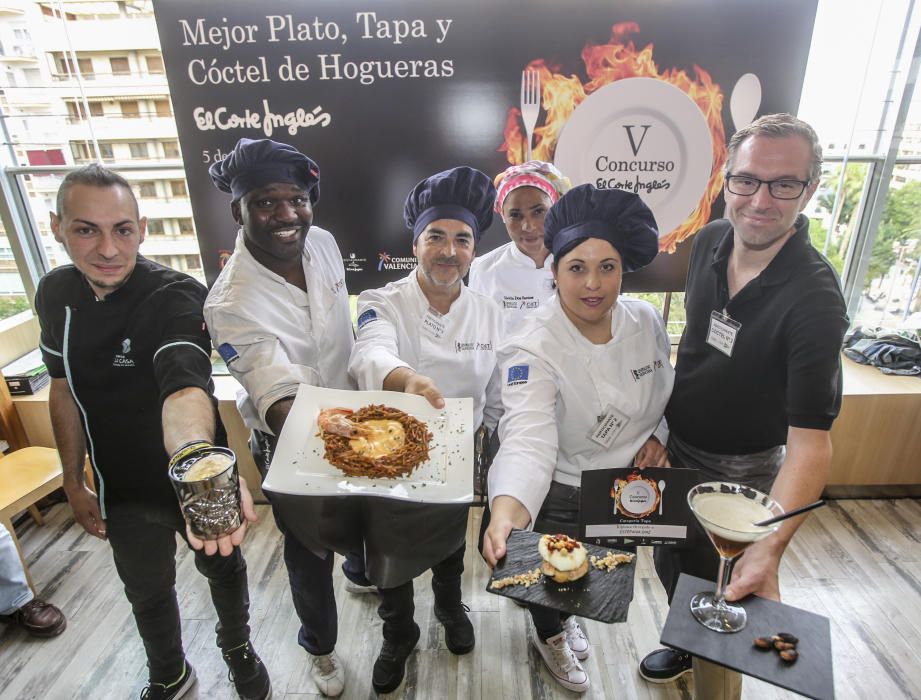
[56,163,138,217]
[725,113,823,183]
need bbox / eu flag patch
[217,342,239,365]
[357,309,378,329]
[507,364,529,385]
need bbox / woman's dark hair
[549,236,589,273]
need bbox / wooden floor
[1,499,920,699]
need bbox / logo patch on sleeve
[507,364,529,386]
[217,342,240,365]
[357,308,378,329]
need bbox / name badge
[589,404,631,448]
[421,308,447,341]
[707,310,741,357]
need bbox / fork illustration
[520,69,540,162]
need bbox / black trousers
[106,501,250,682]
[376,543,466,642]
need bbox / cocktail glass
[686,481,784,633]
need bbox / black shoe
[638,647,693,683]
[372,623,421,694]
[140,662,196,699]
[433,602,475,655]
[223,641,272,700]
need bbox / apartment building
[0,0,203,301]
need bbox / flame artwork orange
[500,23,727,254]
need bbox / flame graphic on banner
[500,23,728,253]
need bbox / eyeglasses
[725,174,810,200]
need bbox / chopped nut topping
[491,568,542,589]
[589,551,635,571]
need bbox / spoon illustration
[729,73,762,133]
[658,479,666,515]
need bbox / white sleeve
[482,363,503,434]
[487,348,558,525]
[348,291,413,391]
[205,304,319,432]
[652,308,672,445]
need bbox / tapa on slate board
[486,529,636,624]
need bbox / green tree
[867,181,921,283]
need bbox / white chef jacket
[204,227,355,434]
[349,270,503,432]
[468,241,555,332]
[488,295,674,524]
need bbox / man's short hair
[56,164,138,217]
[725,113,823,183]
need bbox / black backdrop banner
[151,0,818,292]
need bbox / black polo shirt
[666,215,849,455]
[35,256,224,513]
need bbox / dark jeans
[252,429,364,655]
[105,501,250,683]
[377,543,466,641]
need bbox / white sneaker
[309,651,345,697]
[532,630,590,693]
[344,580,377,594]
[563,616,590,660]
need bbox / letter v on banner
[623,124,651,156]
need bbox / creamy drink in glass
[168,446,242,538]
[686,482,784,633]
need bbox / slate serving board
[485,529,636,623]
[661,574,834,700]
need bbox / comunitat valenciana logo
[377,252,416,271]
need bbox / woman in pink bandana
[469,161,571,332]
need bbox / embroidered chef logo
[455,341,493,352]
[357,309,378,329]
[630,359,664,382]
[507,364,529,386]
[502,295,539,310]
[113,338,135,367]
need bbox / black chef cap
[544,185,659,272]
[403,166,496,242]
[209,138,320,204]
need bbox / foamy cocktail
[687,482,784,633]
[168,446,242,538]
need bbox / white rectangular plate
[263,384,474,503]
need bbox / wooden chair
[0,370,63,592]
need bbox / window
[120,101,140,118]
[137,181,157,198]
[169,179,187,197]
[177,218,194,235]
[128,142,149,158]
[162,140,180,158]
[146,219,165,235]
[70,141,93,163]
[98,142,114,161]
[109,56,130,76]
[154,99,171,117]
[146,55,164,74]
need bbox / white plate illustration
[618,478,659,517]
[554,77,713,234]
[264,384,474,503]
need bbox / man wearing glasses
[639,113,849,698]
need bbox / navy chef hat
[403,166,496,242]
[544,184,660,272]
[209,137,320,204]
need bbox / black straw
[753,499,826,527]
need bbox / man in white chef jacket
[203,138,360,698]
[347,166,503,695]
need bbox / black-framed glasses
[725,174,810,200]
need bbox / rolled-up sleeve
[151,280,214,403]
[488,348,559,525]
[348,291,412,391]
[205,304,320,432]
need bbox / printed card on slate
[579,467,699,546]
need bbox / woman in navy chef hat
[482,184,675,693]
[347,166,504,694]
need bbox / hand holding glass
[687,482,783,633]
